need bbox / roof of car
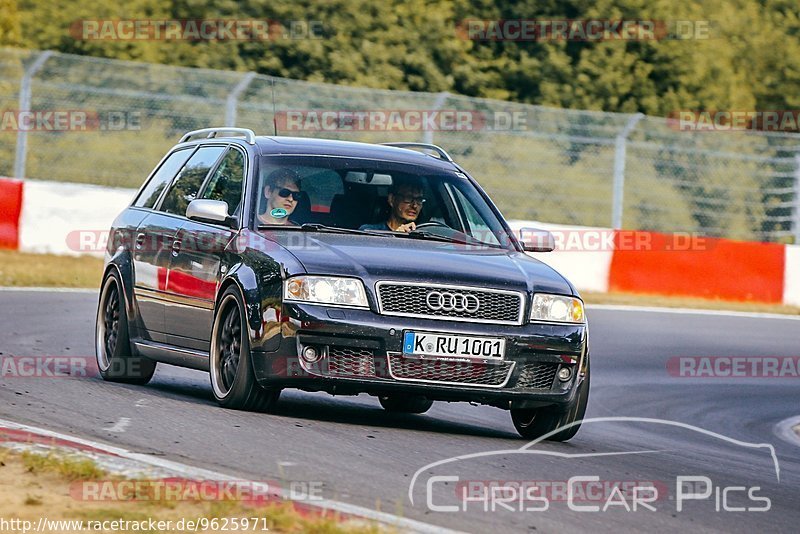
[253,136,459,171]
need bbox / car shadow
[269,393,520,440]
[132,371,520,440]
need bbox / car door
[164,145,247,351]
[130,147,195,341]
[134,145,227,343]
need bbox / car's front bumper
[251,302,588,410]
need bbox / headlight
[530,294,585,324]
[284,276,369,308]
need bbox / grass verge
[0,249,797,315]
[21,450,107,481]
[0,250,103,288]
[1,448,382,533]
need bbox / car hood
[263,231,575,296]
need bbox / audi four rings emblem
[425,291,481,313]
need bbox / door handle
[171,239,181,256]
[135,233,145,250]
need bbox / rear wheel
[511,358,590,441]
[95,271,156,384]
[210,287,280,412]
[379,395,433,414]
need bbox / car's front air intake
[387,353,515,388]
[376,282,524,325]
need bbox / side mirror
[186,199,237,228]
[519,228,556,252]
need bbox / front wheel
[511,358,590,441]
[210,287,280,412]
[95,271,156,384]
[379,395,433,414]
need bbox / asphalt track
[0,289,798,533]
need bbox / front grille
[377,282,523,324]
[388,354,514,388]
[327,347,376,378]
[516,362,558,389]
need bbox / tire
[379,395,433,414]
[95,271,156,384]
[210,287,280,412]
[511,358,590,441]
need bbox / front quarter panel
[223,229,305,353]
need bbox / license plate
[403,331,505,359]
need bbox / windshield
[254,155,512,249]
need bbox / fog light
[558,366,573,382]
[301,345,321,363]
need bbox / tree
[0,0,22,46]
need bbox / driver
[258,168,302,226]
[360,178,425,232]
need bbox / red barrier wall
[0,178,23,250]
[608,231,786,303]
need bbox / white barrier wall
[13,183,614,293]
[5,178,798,306]
[19,180,136,256]
[784,245,800,307]
[507,220,612,293]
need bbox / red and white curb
[0,418,459,534]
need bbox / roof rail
[380,142,454,162]
[180,127,256,145]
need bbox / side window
[159,146,226,216]
[201,148,245,216]
[448,184,501,246]
[133,149,193,208]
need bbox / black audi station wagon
[96,127,589,440]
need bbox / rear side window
[200,148,246,216]
[133,149,193,209]
[159,146,226,216]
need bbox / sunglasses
[277,188,302,201]
[397,195,426,206]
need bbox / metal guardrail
[1,47,799,243]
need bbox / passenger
[360,178,425,233]
[258,168,302,225]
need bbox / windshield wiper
[257,223,384,235]
[405,229,503,249]
[403,229,470,245]
[299,223,389,237]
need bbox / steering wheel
[413,221,451,230]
